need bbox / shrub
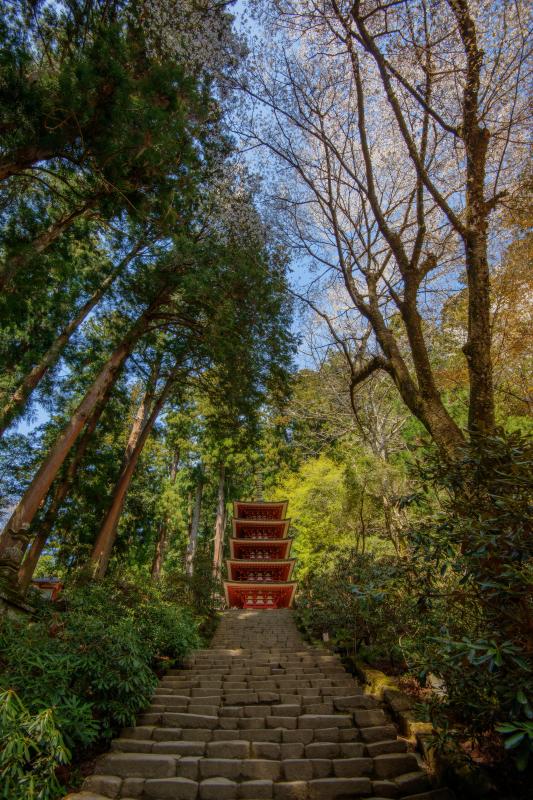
[0,573,202,797]
[295,430,533,778]
[406,430,533,770]
[0,618,101,751]
[0,689,69,800]
[295,548,414,670]
[61,575,202,666]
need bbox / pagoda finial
[255,471,264,502]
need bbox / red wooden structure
[30,577,63,601]
[223,500,297,609]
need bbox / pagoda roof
[225,498,295,609]
[223,580,297,608]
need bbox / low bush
[295,549,412,669]
[0,573,202,798]
[61,576,202,669]
[295,430,533,790]
[0,689,69,800]
[406,431,533,775]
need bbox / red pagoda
[223,500,297,609]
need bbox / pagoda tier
[223,581,296,610]
[234,501,288,520]
[227,559,295,582]
[224,500,296,609]
[232,518,290,540]
[229,538,292,560]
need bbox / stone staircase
[69,609,452,800]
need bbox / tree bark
[0,145,58,182]
[0,298,162,578]
[126,358,162,459]
[0,246,141,438]
[89,365,178,580]
[16,387,113,593]
[151,448,180,580]
[150,521,168,582]
[212,463,226,579]
[449,0,495,433]
[185,478,203,577]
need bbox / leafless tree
[240,0,531,454]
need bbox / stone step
[359,725,399,743]
[205,658,343,664]
[175,662,347,669]
[163,673,357,681]
[165,679,354,689]
[212,727,359,744]
[74,609,447,800]
[219,704,299,718]
[307,777,372,798]
[372,752,420,779]
[94,752,178,778]
[403,790,455,800]
[182,659,345,666]
[161,682,358,693]
[189,649,340,657]
[150,703,220,716]
[160,712,220,728]
[365,738,409,756]
[86,767,403,798]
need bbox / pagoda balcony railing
[240,590,279,608]
[239,530,281,540]
[238,511,283,520]
[233,570,286,582]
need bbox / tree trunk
[212,463,226,579]
[125,362,160,460]
[365,296,465,457]
[16,386,112,593]
[464,225,494,433]
[89,366,178,579]
[0,300,160,584]
[185,479,203,577]
[358,485,367,556]
[0,246,141,438]
[445,0,495,434]
[150,521,168,581]
[0,145,58,183]
[151,448,180,580]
